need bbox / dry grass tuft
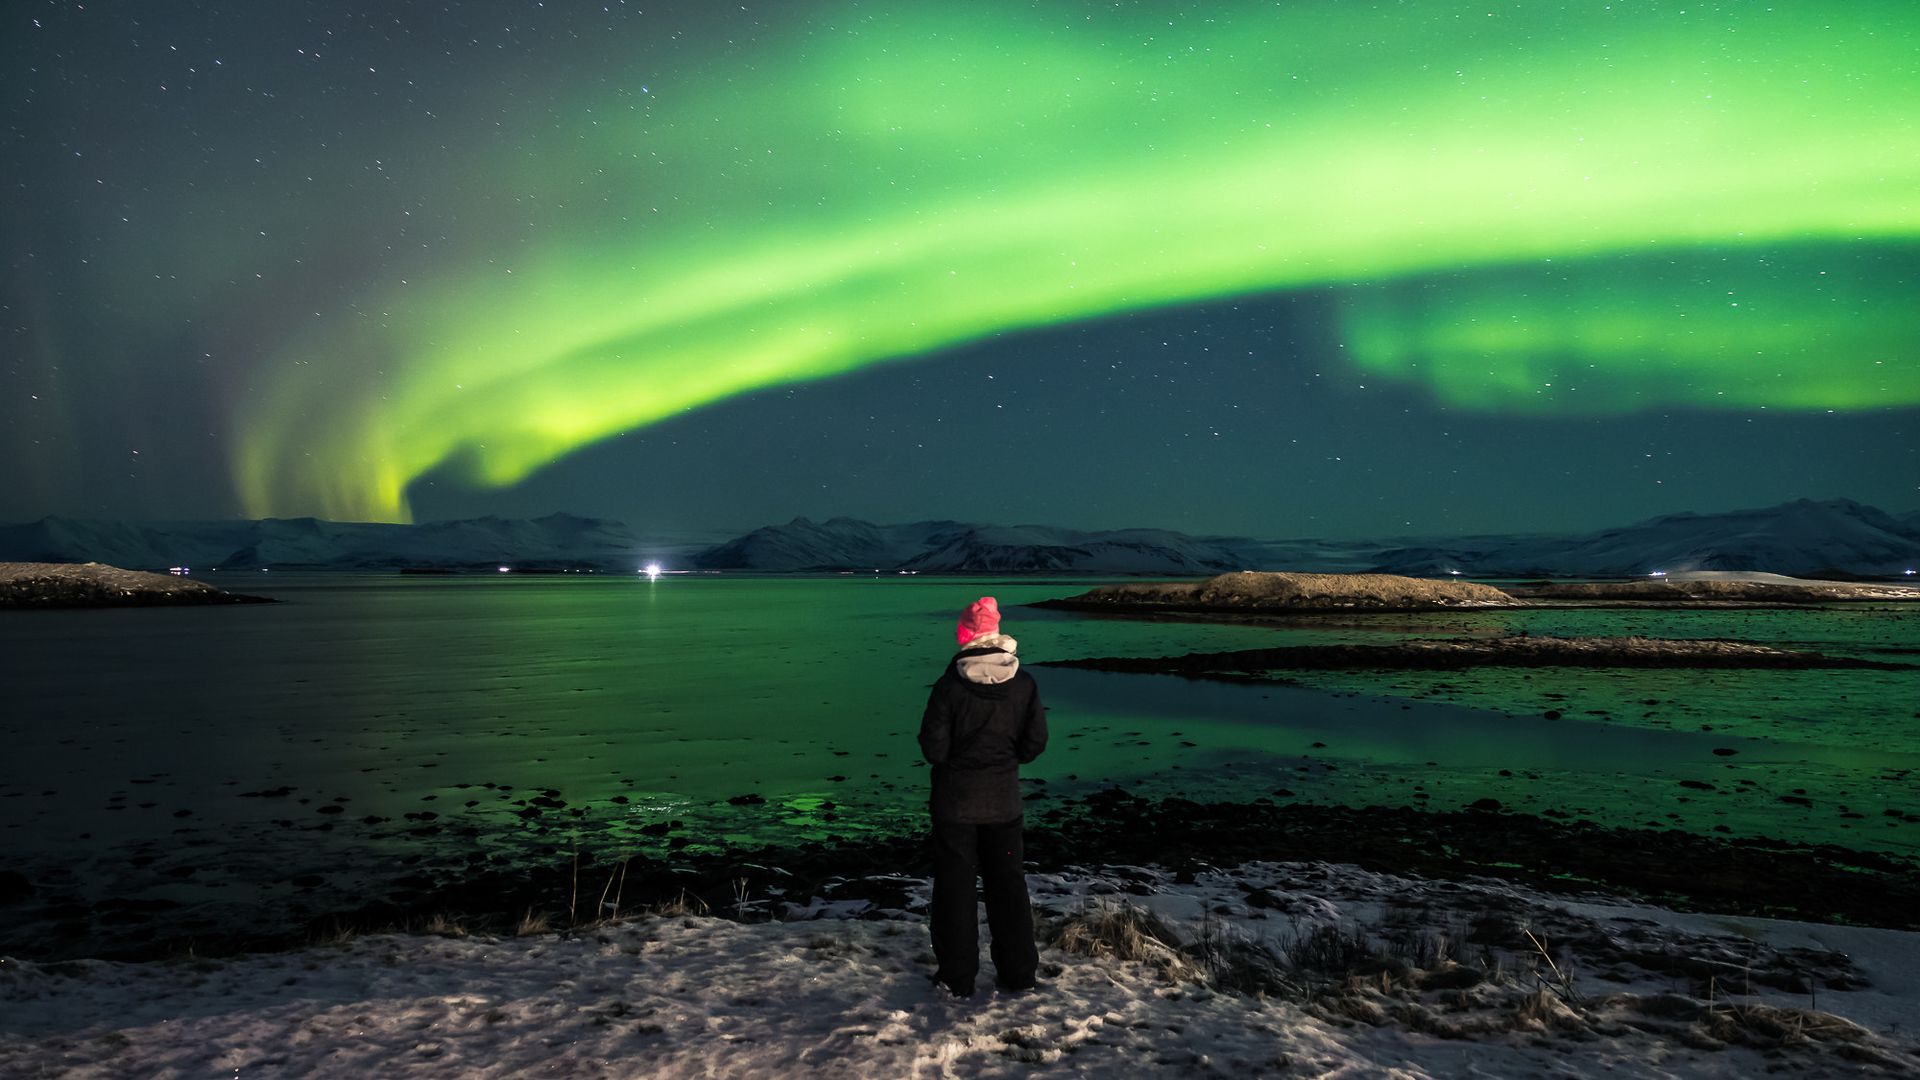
[1049,902,1208,984]
[422,913,467,937]
[309,921,358,948]
[649,890,711,919]
[1701,1002,1874,1047]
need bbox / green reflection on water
[5,575,1915,876]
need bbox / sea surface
[3,573,1916,955]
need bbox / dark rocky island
[0,562,273,609]
[1041,634,1910,679]
[1504,571,1920,603]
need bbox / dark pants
[930,817,1037,991]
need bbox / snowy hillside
[1368,499,1920,578]
[695,500,1920,576]
[0,514,664,571]
[688,517,971,571]
[901,526,1249,573]
[6,498,1915,576]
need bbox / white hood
[955,633,1020,684]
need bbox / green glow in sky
[235,1,1920,521]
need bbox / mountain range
[0,514,664,572]
[2,499,1915,578]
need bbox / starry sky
[4,0,1915,539]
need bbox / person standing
[918,596,1049,997]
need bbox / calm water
[3,574,1916,951]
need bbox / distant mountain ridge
[692,499,1920,577]
[0,513,655,571]
[1366,498,1920,578]
[3,499,1915,577]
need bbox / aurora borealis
[4,0,1915,533]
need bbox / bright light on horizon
[645,563,662,581]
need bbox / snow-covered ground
[4,861,1916,1078]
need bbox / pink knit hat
[956,596,1000,645]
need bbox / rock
[1417,963,1485,990]
[727,793,767,806]
[0,871,34,904]
[0,561,273,608]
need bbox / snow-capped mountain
[899,526,1249,574]
[0,514,664,571]
[5,499,1914,576]
[688,517,974,571]
[695,499,1920,576]
[1368,499,1920,578]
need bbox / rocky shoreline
[1037,571,1519,613]
[11,855,1920,1078]
[1038,635,1913,678]
[1505,578,1920,603]
[0,562,272,609]
[12,792,1916,965]
[1034,570,1920,616]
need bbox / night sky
[4,1,1915,539]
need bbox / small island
[1041,633,1911,680]
[1503,570,1920,603]
[0,562,273,609]
[1035,570,1519,613]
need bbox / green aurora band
[235,1,1920,521]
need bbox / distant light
[168,566,190,575]
[1446,569,1462,576]
[497,565,511,573]
[1649,570,1667,577]
[1907,569,1917,576]
[645,563,661,581]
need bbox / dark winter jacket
[918,634,1048,824]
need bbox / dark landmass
[0,513,691,572]
[1039,635,1912,678]
[1038,571,1518,613]
[10,497,1914,576]
[1036,570,1918,619]
[1506,577,1920,603]
[689,517,1271,574]
[1367,497,1920,578]
[0,562,273,609]
[10,792,1915,964]
[693,497,1919,576]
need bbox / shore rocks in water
[1042,635,1911,678]
[11,789,1918,964]
[1504,576,1920,603]
[0,562,272,609]
[1038,571,1517,613]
